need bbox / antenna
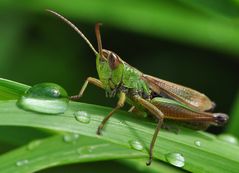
[46,9,98,55]
[95,23,103,57]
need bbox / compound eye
[108,53,120,69]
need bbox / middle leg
[97,92,126,135]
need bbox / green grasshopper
[47,10,229,165]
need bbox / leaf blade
[0,78,30,100]
[0,135,145,173]
[0,100,238,173]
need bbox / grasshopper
[47,10,229,165]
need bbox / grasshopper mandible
[47,10,229,165]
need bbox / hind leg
[132,95,164,165]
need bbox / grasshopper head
[95,24,124,92]
[96,48,124,91]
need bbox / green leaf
[0,78,29,100]
[0,126,53,146]
[0,100,238,173]
[178,0,239,18]
[120,159,185,173]
[0,133,183,173]
[0,134,145,173]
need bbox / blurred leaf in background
[0,0,238,172]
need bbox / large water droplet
[194,140,201,147]
[218,134,238,145]
[129,140,144,151]
[27,140,42,150]
[63,133,79,143]
[165,152,185,167]
[17,83,69,114]
[74,111,91,124]
[16,159,29,166]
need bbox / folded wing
[141,74,215,111]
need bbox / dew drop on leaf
[165,152,185,167]
[77,146,93,155]
[194,140,201,147]
[27,140,42,150]
[77,144,110,155]
[74,111,91,124]
[217,134,238,145]
[16,159,29,167]
[129,140,144,151]
[17,83,69,114]
[63,133,79,143]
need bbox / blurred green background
[0,0,239,172]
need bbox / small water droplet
[74,111,91,124]
[77,144,110,155]
[16,159,29,166]
[63,133,79,143]
[194,140,201,147]
[218,134,238,145]
[77,146,93,154]
[165,152,185,167]
[17,83,69,114]
[129,140,144,151]
[27,140,42,150]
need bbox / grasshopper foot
[146,156,152,166]
[96,124,103,135]
[70,95,82,101]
